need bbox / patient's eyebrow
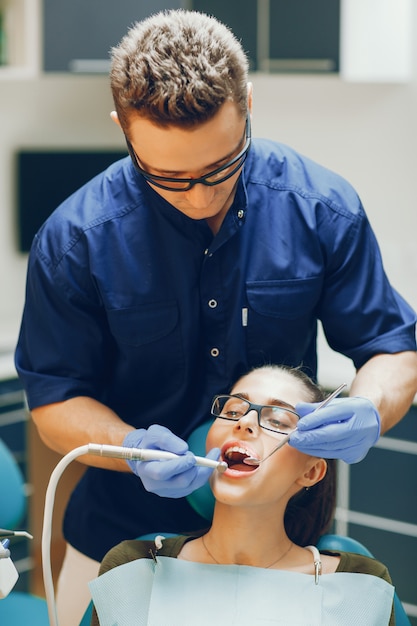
[234,392,297,411]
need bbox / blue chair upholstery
[79,601,93,626]
[0,592,49,624]
[186,420,215,521]
[0,439,26,529]
[0,439,49,625]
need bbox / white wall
[1,61,416,384]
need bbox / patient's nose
[234,409,259,434]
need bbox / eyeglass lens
[211,396,299,434]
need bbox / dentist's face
[126,101,248,234]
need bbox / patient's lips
[222,442,259,473]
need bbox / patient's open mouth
[223,446,259,472]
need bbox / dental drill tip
[216,461,228,473]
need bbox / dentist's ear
[247,82,253,115]
[110,111,121,128]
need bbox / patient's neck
[205,502,291,568]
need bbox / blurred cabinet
[44,0,340,74]
[193,0,340,72]
[0,0,40,78]
[1,0,410,81]
[43,0,185,73]
[193,0,259,70]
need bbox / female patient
[90,365,394,625]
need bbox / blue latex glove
[290,397,381,463]
[123,424,220,498]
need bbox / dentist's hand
[290,397,381,463]
[123,424,220,497]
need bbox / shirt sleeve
[15,231,111,410]
[316,198,416,369]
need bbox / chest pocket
[245,277,322,366]
[107,301,179,346]
[246,277,321,319]
[105,301,185,402]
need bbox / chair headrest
[186,421,215,521]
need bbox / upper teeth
[225,446,250,458]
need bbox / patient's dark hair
[245,365,337,547]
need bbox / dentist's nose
[185,183,215,209]
[234,409,259,435]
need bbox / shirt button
[210,348,220,357]
[237,209,245,219]
[208,299,217,309]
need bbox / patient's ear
[296,458,327,489]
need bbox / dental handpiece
[87,443,228,473]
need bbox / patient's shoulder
[99,536,189,575]
[326,550,392,583]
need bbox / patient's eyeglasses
[126,115,251,191]
[211,394,300,436]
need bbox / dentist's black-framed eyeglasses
[211,394,300,436]
[125,115,251,191]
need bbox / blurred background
[0,0,416,622]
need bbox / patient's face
[206,368,323,508]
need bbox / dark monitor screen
[16,149,127,252]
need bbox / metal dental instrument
[87,443,228,473]
[243,382,347,466]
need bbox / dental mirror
[243,382,347,466]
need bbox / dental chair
[317,534,410,626]
[80,420,411,626]
[0,438,49,625]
